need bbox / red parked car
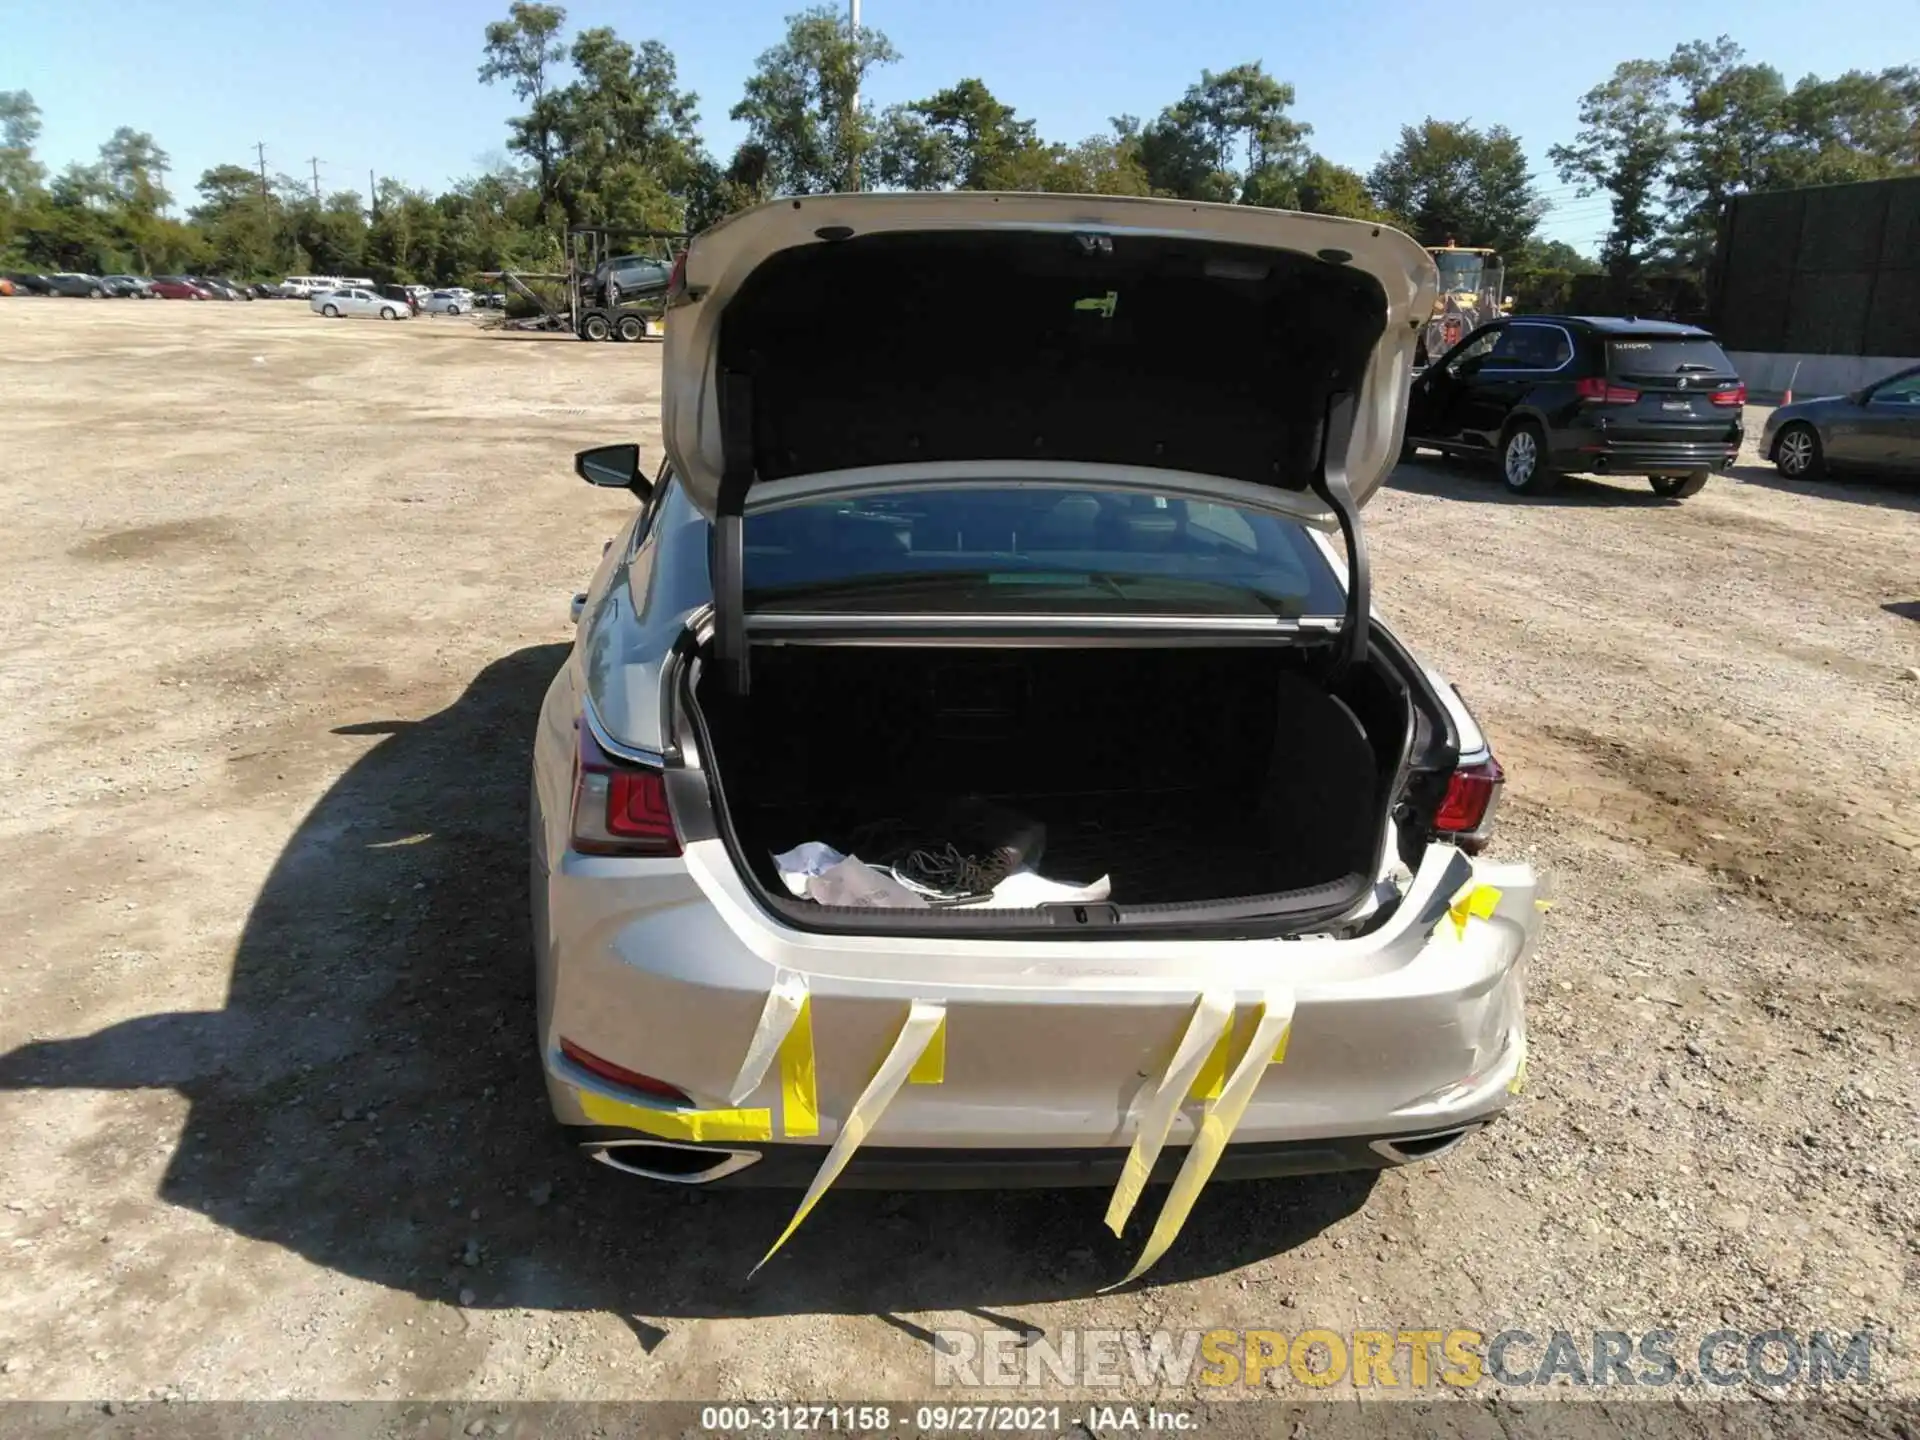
[151,276,213,300]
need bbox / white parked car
[529,192,1544,1283]
[421,290,470,315]
[310,287,410,321]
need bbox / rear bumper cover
[1556,436,1740,474]
[535,837,1539,1164]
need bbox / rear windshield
[1606,337,1735,376]
[740,486,1344,619]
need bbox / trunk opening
[687,639,1443,937]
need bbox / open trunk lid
[659,193,1438,689]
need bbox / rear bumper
[571,1118,1502,1189]
[1554,436,1740,475]
[534,836,1540,1164]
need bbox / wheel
[581,313,612,342]
[89,287,102,298]
[1499,421,1558,495]
[322,304,339,318]
[616,314,645,342]
[1774,422,1825,480]
[1649,471,1709,499]
[380,306,398,320]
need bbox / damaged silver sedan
[528,192,1544,1281]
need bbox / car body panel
[662,192,1439,528]
[1764,363,1920,475]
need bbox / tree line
[1,6,1913,302]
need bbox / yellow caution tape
[1103,991,1296,1290]
[753,999,948,1275]
[779,993,818,1137]
[576,1088,774,1143]
[1448,883,1502,940]
[1104,992,1234,1239]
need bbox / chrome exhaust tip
[583,1138,762,1184]
[1369,1123,1482,1166]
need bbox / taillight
[1711,382,1747,407]
[1574,376,1640,405]
[560,1038,692,1104]
[666,249,688,306]
[571,722,681,856]
[1434,756,1504,851]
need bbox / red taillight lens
[1711,382,1747,407]
[560,1038,692,1104]
[1434,756,1505,842]
[1574,376,1640,405]
[571,722,681,856]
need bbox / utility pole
[847,0,861,192]
[307,157,322,203]
[368,169,377,216]
[255,141,270,202]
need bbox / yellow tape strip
[908,1013,946,1085]
[577,1088,773,1143]
[1103,991,1295,1290]
[727,972,810,1106]
[1103,992,1234,1239]
[1448,883,1502,940]
[779,993,818,1137]
[752,999,948,1275]
[1188,1022,1232,1102]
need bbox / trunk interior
[694,643,1418,924]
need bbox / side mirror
[574,443,652,502]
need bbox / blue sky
[6,0,1914,252]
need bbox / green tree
[480,2,569,223]
[873,78,1040,191]
[1661,38,1791,268]
[551,28,703,229]
[1778,66,1920,183]
[731,5,900,194]
[1292,155,1384,221]
[192,163,286,276]
[1549,60,1676,279]
[1131,63,1311,203]
[1367,119,1543,253]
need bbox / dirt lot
[0,301,1914,1413]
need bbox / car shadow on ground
[1389,456,1680,507]
[0,643,1375,1332]
[1718,462,1920,514]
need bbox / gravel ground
[0,302,1913,1419]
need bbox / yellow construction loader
[1418,243,1509,364]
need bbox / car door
[1453,324,1546,447]
[1856,368,1920,474]
[1409,326,1506,450]
[349,288,378,316]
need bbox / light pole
[848,0,861,192]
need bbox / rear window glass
[740,487,1344,618]
[1606,337,1734,375]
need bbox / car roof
[1525,315,1716,337]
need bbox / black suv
[1404,316,1745,498]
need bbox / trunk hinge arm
[711,370,754,696]
[1308,389,1369,682]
